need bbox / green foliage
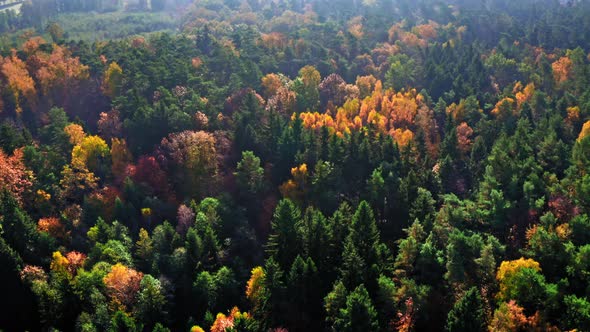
[446,287,486,332]
[235,151,265,196]
[385,54,418,91]
[563,295,590,331]
[334,284,379,332]
[267,199,302,271]
[135,275,167,329]
[3,0,590,330]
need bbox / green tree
[109,310,136,332]
[563,295,590,331]
[334,284,379,332]
[299,208,330,275]
[135,229,154,272]
[446,287,486,332]
[135,275,167,330]
[287,256,321,330]
[235,151,265,196]
[409,188,437,231]
[267,199,302,270]
[254,258,286,330]
[325,281,348,330]
[385,54,418,91]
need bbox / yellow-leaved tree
[102,62,123,98]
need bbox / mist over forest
[1,0,590,331]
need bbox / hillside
[1,0,590,331]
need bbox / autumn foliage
[1,50,36,113]
[279,163,308,203]
[578,120,590,142]
[210,307,250,332]
[103,263,143,310]
[299,81,430,148]
[496,257,541,301]
[0,148,33,204]
[38,217,68,239]
[102,62,123,98]
[246,266,264,301]
[552,56,572,84]
[33,44,89,94]
[64,123,85,145]
[159,130,217,198]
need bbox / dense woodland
[1,0,590,331]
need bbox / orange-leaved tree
[1,50,37,113]
[103,263,143,311]
[0,148,34,204]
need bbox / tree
[132,155,173,200]
[340,237,367,290]
[251,258,286,330]
[444,230,487,286]
[102,62,123,98]
[409,188,436,231]
[375,275,397,329]
[235,151,265,196]
[488,301,529,332]
[496,258,541,297]
[37,217,67,240]
[385,54,417,91]
[496,260,553,315]
[134,274,167,330]
[299,207,331,275]
[45,22,64,42]
[34,44,89,95]
[394,220,425,277]
[578,120,590,142]
[348,201,381,272]
[151,222,182,275]
[261,73,283,98]
[266,199,302,270]
[246,266,264,304]
[210,307,252,332]
[103,263,143,311]
[160,130,217,199]
[279,163,309,205]
[110,310,136,332]
[552,56,572,84]
[110,138,132,182]
[176,204,195,236]
[293,65,321,112]
[98,109,123,141]
[194,212,221,270]
[563,295,590,331]
[325,281,348,330]
[334,284,379,332]
[446,287,486,332]
[233,90,265,154]
[1,50,36,113]
[287,256,321,330]
[0,189,51,265]
[64,123,85,146]
[71,135,110,174]
[0,148,33,204]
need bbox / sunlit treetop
[578,120,590,142]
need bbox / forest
[1,0,590,331]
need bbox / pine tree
[334,284,379,332]
[287,256,321,330]
[267,199,302,270]
[325,281,348,331]
[446,287,486,332]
